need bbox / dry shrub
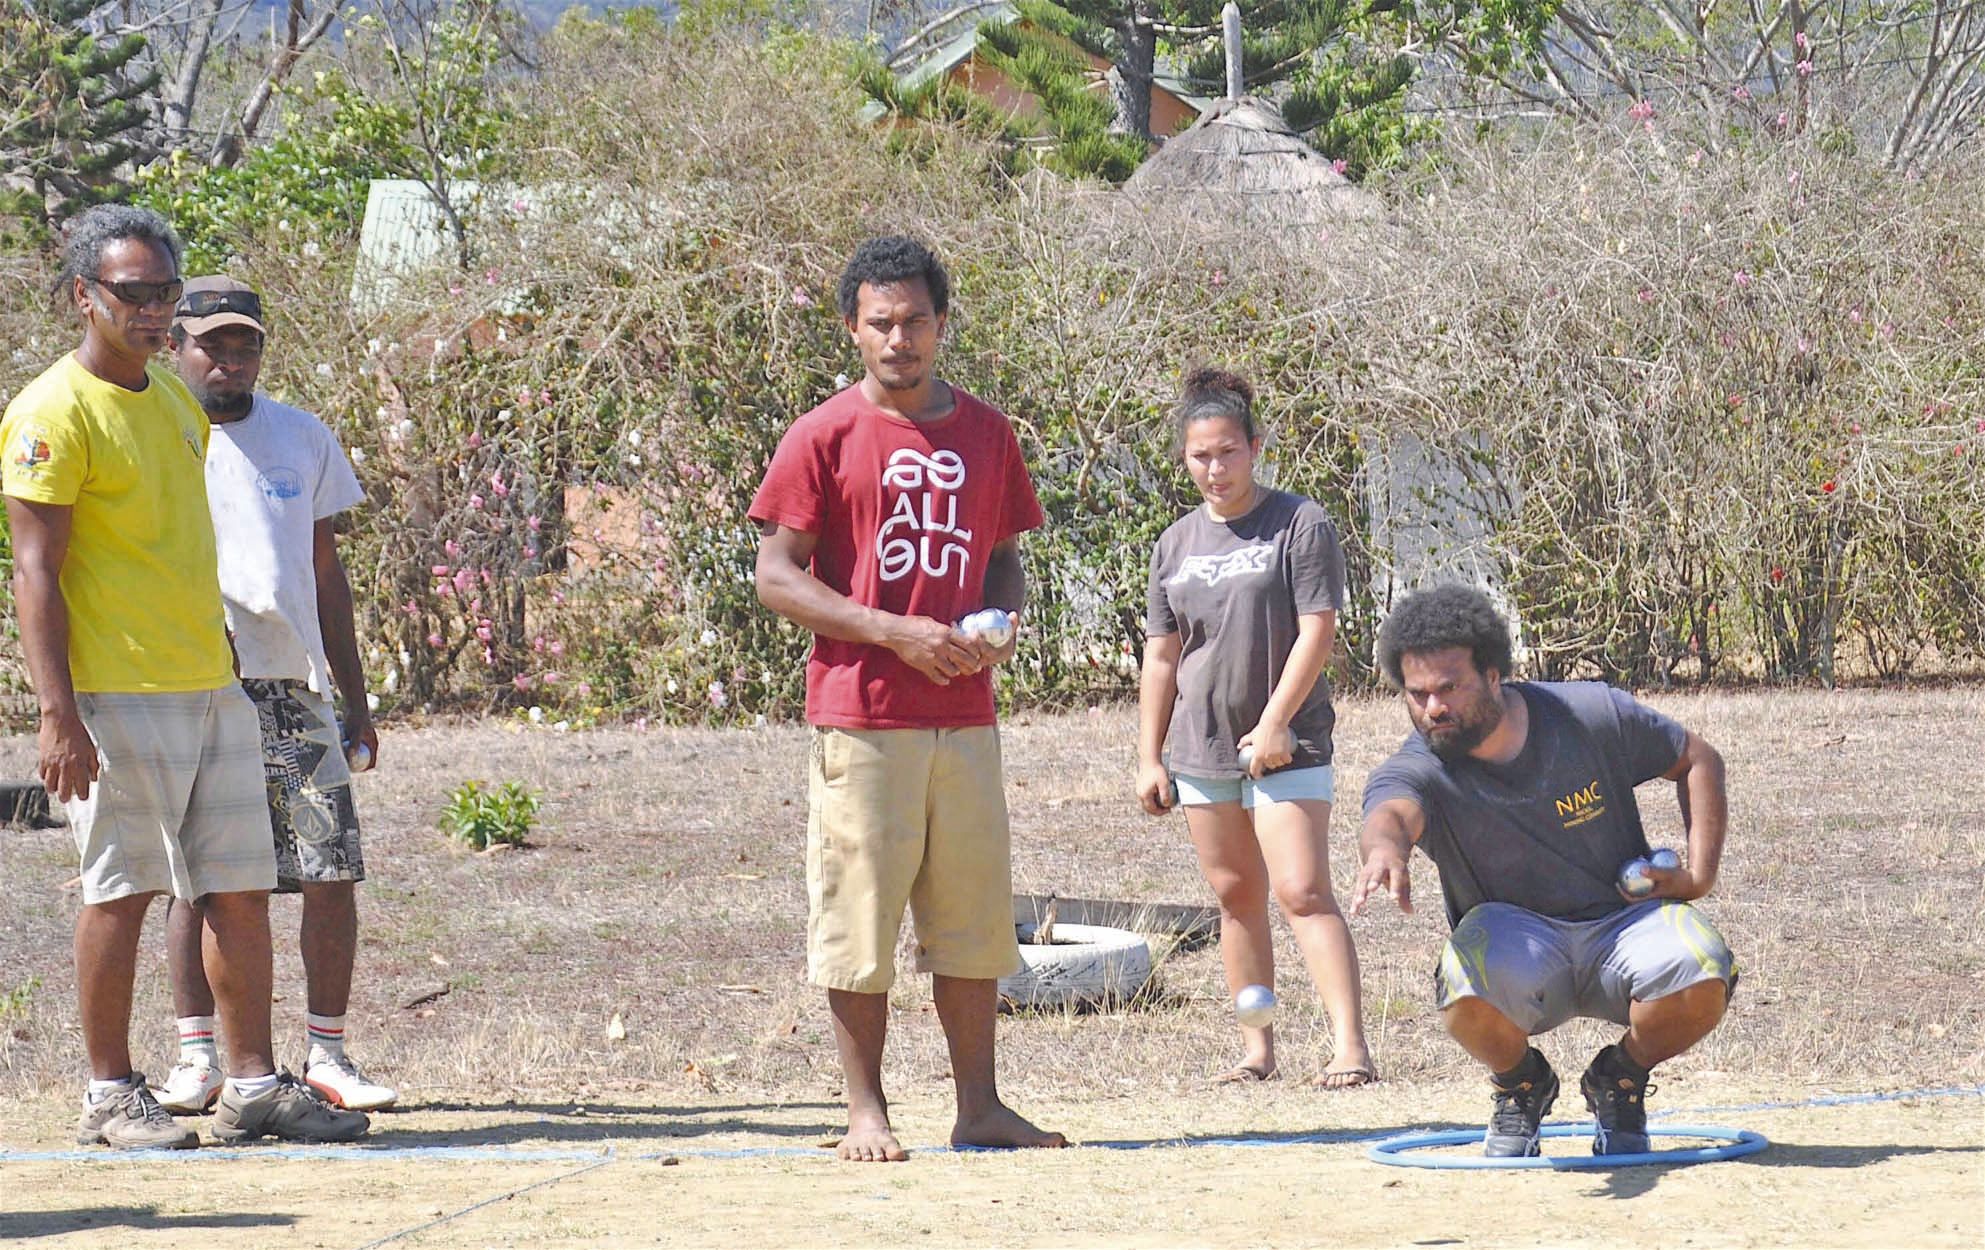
[2,18,1981,720]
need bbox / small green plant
[440,780,541,849]
[1,976,40,1019]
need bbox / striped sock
[306,1012,347,1065]
[176,1015,219,1069]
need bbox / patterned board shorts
[240,678,365,891]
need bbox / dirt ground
[3,688,1984,1246]
[0,1079,1980,1247]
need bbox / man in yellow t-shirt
[1,205,366,1149]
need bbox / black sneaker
[1581,1045,1655,1155]
[1484,1053,1560,1157]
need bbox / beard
[192,385,253,418]
[1418,693,1504,763]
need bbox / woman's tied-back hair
[57,204,183,304]
[1374,584,1516,688]
[1177,366,1256,442]
[836,235,950,320]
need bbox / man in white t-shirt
[154,277,396,1114]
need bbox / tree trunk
[1108,2,1155,139]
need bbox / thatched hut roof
[1122,97,1382,226]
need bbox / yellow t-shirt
[2,354,233,692]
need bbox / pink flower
[532,635,546,653]
[467,432,483,450]
[1796,335,1812,354]
[431,564,451,576]
[452,569,475,597]
[476,622,493,643]
[428,632,445,648]
[444,540,460,557]
[1627,99,1655,122]
[513,673,535,691]
[470,493,486,510]
[708,681,728,709]
[548,640,565,657]
[791,288,813,308]
[552,590,566,606]
[490,473,510,498]
[1796,59,1814,78]
[1850,307,1863,324]
[575,682,592,699]
[1733,270,1752,289]
[542,671,563,686]
[1849,422,1862,435]
[1636,288,1656,304]
[480,569,493,586]
[401,599,420,616]
[482,645,495,666]
[528,514,542,532]
[1210,269,1226,287]
[1795,31,1811,52]
[1788,171,1801,187]
[1775,111,1790,128]
[485,268,501,285]
[1732,84,1753,102]
[1331,158,1348,175]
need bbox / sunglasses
[92,277,185,308]
[176,288,264,321]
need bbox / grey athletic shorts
[240,679,364,892]
[66,686,275,904]
[1434,900,1737,1034]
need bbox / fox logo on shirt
[1168,544,1273,588]
[877,448,973,586]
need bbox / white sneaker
[305,1054,398,1111]
[151,1062,224,1114]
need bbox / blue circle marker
[1368,1123,1767,1170]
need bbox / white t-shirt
[205,393,365,694]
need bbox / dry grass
[2,686,1981,1108]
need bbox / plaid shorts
[240,678,365,891]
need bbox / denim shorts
[1174,764,1335,810]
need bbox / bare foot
[951,1102,1067,1151]
[836,1110,907,1162]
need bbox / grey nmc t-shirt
[1146,489,1346,778]
[1361,681,1689,928]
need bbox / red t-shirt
[749,384,1043,729]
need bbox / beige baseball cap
[174,275,267,337]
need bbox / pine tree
[970,0,1428,181]
[1,0,160,237]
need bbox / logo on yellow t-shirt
[183,430,203,461]
[12,429,51,475]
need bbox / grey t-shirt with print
[1361,681,1688,928]
[1146,489,1346,778]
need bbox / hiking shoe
[306,1054,399,1111]
[211,1071,370,1144]
[1484,1055,1560,1157]
[152,1062,224,1114]
[1581,1046,1655,1155]
[76,1078,199,1150]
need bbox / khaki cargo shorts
[66,686,276,904]
[806,725,1022,993]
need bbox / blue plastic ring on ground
[1368,1123,1768,1170]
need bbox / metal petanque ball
[1234,983,1277,1028]
[1236,744,1256,775]
[345,740,372,773]
[1617,857,1654,897]
[957,608,1013,648]
[1649,848,1681,871]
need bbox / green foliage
[0,0,159,238]
[439,779,541,849]
[131,0,517,272]
[0,975,39,1019]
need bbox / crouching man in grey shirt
[1350,585,1737,1158]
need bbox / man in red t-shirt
[751,236,1064,1161]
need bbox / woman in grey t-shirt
[1135,368,1374,1087]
